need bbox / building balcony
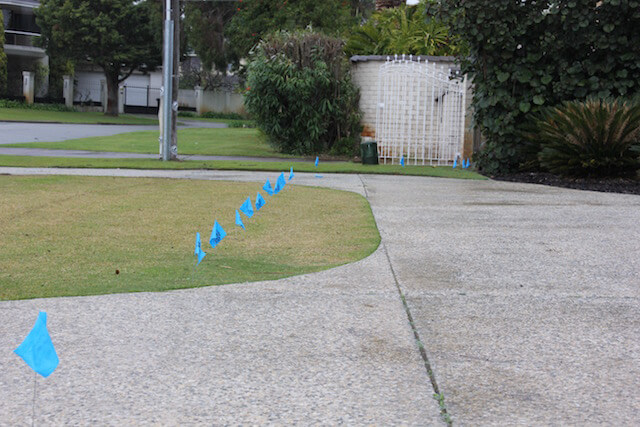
[3,29,46,57]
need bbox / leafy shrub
[345,1,464,57]
[0,99,75,112]
[531,99,640,177]
[244,30,362,155]
[438,0,640,174]
[199,111,244,120]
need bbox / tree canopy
[226,0,356,61]
[36,0,161,114]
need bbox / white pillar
[63,75,73,108]
[22,71,35,104]
[118,86,125,114]
[195,85,204,115]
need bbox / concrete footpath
[0,168,638,425]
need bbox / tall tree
[36,0,161,115]
[0,10,7,96]
[226,0,356,61]
[184,2,238,73]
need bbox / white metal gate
[375,55,467,165]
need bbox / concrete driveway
[0,168,638,425]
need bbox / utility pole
[170,0,179,160]
[161,0,174,161]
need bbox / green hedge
[439,0,640,174]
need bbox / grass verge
[0,175,380,300]
[0,155,487,179]
[6,128,289,158]
[0,107,158,125]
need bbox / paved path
[0,120,226,145]
[1,168,638,425]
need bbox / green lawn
[0,155,487,179]
[0,175,380,300]
[0,107,158,125]
[6,127,292,158]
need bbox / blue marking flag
[400,156,405,167]
[465,159,471,168]
[239,197,254,218]
[194,232,206,265]
[209,220,226,248]
[315,156,319,167]
[235,210,245,230]
[274,172,286,194]
[255,192,266,211]
[452,158,458,168]
[289,166,294,181]
[14,312,59,378]
[263,179,274,196]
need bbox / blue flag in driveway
[315,156,319,167]
[263,179,274,196]
[289,167,294,181]
[274,172,286,194]
[400,156,405,167]
[239,197,254,218]
[194,232,206,265]
[255,192,266,211]
[209,220,226,248]
[14,312,59,378]
[235,210,245,230]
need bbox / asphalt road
[0,120,226,144]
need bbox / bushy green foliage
[0,10,7,96]
[0,99,75,112]
[227,0,355,61]
[439,0,640,174]
[530,99,640,177]
[345,1,463,57]
[244,31,361,156]
[36,0,160,114]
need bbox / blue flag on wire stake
[14,312,59,378]
[194,232,206,265]
[274,172,286,194]
[400,156,405,167]
[235,210,245,230]
[239,197,254,218]
[315,156,319,167]
[209,220,226,248]
[452,157,458,168]
[289,167,294,181]
[255,192,266,211]
[263,179,274,196]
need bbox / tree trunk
[105,69,119,116]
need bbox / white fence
[375,55,467,165]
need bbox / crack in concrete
[357,174,452,426]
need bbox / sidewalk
[1,168,638,425]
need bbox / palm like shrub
[345,1,462,57]
[534,99,640,177]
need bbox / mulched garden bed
[492,172,640,196]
